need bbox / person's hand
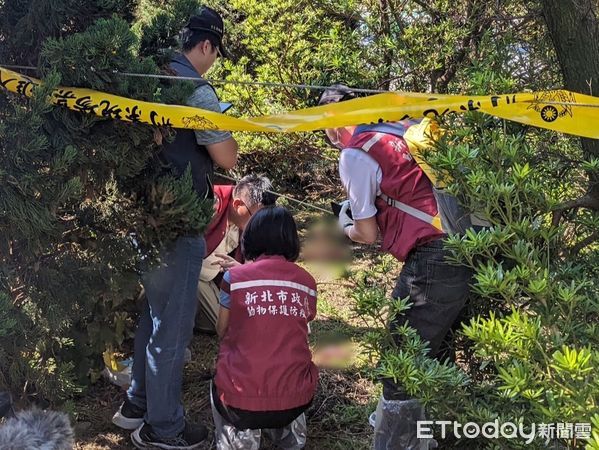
[211,253,241,271]
[338,200,354,231]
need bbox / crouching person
[196,174,276,334]
[211,206,318,449]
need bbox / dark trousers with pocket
[375,239,472,449]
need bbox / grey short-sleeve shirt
[187,85,232,146]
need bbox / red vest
[205,185,235,256]
[214,255,318,411]
[346,131,444,261]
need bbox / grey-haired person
[196,175,277,333]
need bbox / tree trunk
[541,0,599,206]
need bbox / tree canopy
[0,0,597,447]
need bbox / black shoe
[112,399,145,430]
[131,421,208,449]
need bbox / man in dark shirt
[112,7,238,449]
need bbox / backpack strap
[355,132,445,232]
[379,193,443,231]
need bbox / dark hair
[241,206,300,262]
[233,174,277,207]
[180,28,219,53]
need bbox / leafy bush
[352,115,599,448]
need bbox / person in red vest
[211,206,318,449]
[319,85,471,449]
[195,175,276,334]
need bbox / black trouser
[383,239,472,400]
[211,381,312,430]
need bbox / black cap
[317,83,356,105]
[186,7,230,58]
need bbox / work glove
[338,200,354,231]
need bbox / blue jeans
[127,236,205,437]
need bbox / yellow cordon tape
[1,66,599,138]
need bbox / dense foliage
[0,0,213,403]
[1,0,597,447]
